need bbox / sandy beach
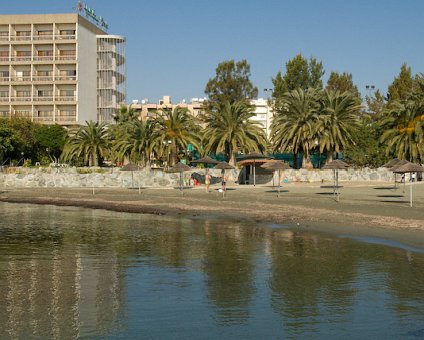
[1,181,423,240]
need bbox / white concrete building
[250,98,273,137]
[0,13,125,126]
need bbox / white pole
[410,174,413,207]
[138,172,141,195]
[253,160,256,186]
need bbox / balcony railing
[33,55,54,61]
[10,76,31,81]
[33,35,54,41]
[55,75,76,81]
[0,34,76,42]
[13,110,32,118]
[0,75,76,82]
[33,96,54,102]
[32,75,54,81]
[10,56,32,62]
[10,96,32,102]
[56,54,76,61]
[10,35,31,41]
[56,96,76,101]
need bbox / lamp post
[18,152,24,166]
[163,140,172,170]
[315,140,320,168]
[264,88,273,138]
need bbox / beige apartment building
[130,96,205,121]
[132,96,273,137]
[0,13,125,126]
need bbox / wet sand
[1,181,423,246]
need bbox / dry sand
[1,181,423,236]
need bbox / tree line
[1,54,423,168]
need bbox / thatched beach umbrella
[393,161,424,207]
[261,161,291,197]
[238,152,272,186]
[190,156,219,174]
[322,160,349,202]
[168,162,191,194]
[390,159,409,193]
[383,158,403,189]
[121,163,142,194]
[382,158,400,168]
[214,161,235,197]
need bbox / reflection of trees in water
[268,230,358,336]
[0,207,126,339]
[364,247,424,320]
[202,223,262,325]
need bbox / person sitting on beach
[205,173,211,192]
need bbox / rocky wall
[0,166,396,188]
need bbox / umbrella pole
[394,173,397,190]
[222,172,225,198]
[410,175,413,207]
[131,171,134,188]
[336,169,339,202]
[180,172,184,195]
[253,160,256,187]
[277,170,281,197]
[138,172,141,195]
[403,174,406,193]
[333,169,336,199]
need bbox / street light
[315,140,321,168]
[163,140,172,170]
[264,88,273,137]
[18,152,24,166]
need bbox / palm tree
[317,90,362,165]
[153,106,200,166]
[270,88,320,169]
[201,101,266,165]
[61,120,110,166]
[112,119,157,167]
[380,96,424,163]
[113,104,138,123]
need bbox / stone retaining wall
[0,166,397,188]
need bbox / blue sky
[3,0,424,103]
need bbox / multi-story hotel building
[132,96,274,138]
[0,13,125,126]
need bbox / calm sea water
[0,202,423,339]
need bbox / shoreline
[1,182,423,248]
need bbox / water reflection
[0,203,423,338]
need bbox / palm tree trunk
[293,152,299,169]
[302,150,314,169]
[229,149,236,166]
[325,151,333,165]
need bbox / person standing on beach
[221,174,227,192]
[205,173,211,192]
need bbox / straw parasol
[214,161,235,197]
[238,152,273,186]
[190,156,219,173]
[382,158,400,168]
[261,161,291,197]
[383,158,403,190]
[392,161,424,207]
[121,163,142,193]
[390,159,409,192]
[168,162,191,194]
[322,159,349,202]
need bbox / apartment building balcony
[55,95,76,102]
[12,109,32,119]
[10,96,32,102]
